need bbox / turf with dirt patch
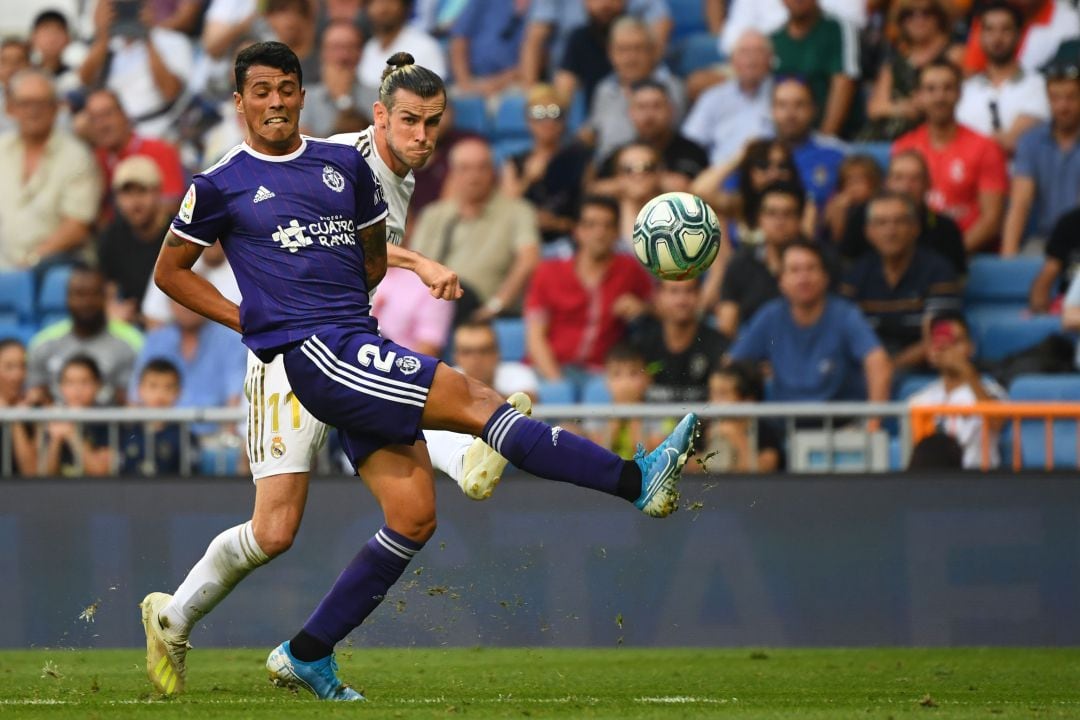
[1,648,1079,719]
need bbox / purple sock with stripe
[300,525,422,648]
[482,402,636,498]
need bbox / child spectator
[42,355,112,477]
[823,155,883,248]
[698,363,785,473]
[121,358,197,476]
[586,343,664,460]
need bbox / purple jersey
[170,138,389,356]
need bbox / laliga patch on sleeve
[179,184,196,223]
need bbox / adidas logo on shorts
[253,186,276,203]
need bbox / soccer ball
[631,192,721,281]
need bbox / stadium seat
[493,92,529,142]
[895,373,936,400]
[451,94,489,135]
[0,270,35,325]
[0,322,37,346]
[565,89,587,134]
[493,317,525,362]
[964,256,1043,309]
[850,142,892,173]
[493,137,534,167]
[1008,373,1080,468]
[673,33,723,76]
[978,316,1062,362]
[538,379,576,404]
[37,265,73,320]
[668,0,711,39]
[582,375,612,404]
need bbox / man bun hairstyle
[379,52,445,110]
[235,41,303,93]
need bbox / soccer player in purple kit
[141,42,698,701]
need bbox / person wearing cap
[96,156,171,324]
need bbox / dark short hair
[630,78,670,98]
[867,190,919,221]
[61,353,102,382]
[714,361,764,402]
[759,180,807,216]
[578,194,620,223]
[908,432,963,471]
[978,0,1024,30]
[33,10,69,31]
[889,148,930,181]
[779,238,827,270]
[606,341,645,365]
[379,52,446,111]
[140,358,181,382]
[0,337,25,354]
[773,75,815,104]
[917,58,962,87]
[235,41,303,93]
[0,36,28,55]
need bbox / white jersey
[328,126,415,247]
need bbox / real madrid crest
[322,165,345,192]
[271,436,286,458]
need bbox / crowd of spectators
[2,0,1080,476]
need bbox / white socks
[424,430,474,483]
[160,521,270,638]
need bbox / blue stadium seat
[538,379,576,404]
[964,256,1043,308]
[1008,374,1080,468]
[451,94,489,135]
[668,0,711,39]
[493,317,525,362]
[0,270,35,325]
[493,137,534,166]
[978,316,1062,362]
[493,92,529,142]
[850,142,892,173]
[582,375,612,404]
[37,265,73,320]
[895,373,936,400]
[674,33,723,76]
[0,322,37,346]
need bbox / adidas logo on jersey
[253,186,275,203]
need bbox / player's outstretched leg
[140,472,305,694]
[267,444,434,701]
[426,391,533,500]
[422,366,698,517]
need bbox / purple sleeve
[353,153,389,230]
[170,176,230,246]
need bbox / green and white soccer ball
[631,191,721,280]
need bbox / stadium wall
[3,473,1080,648]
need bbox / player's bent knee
[251,521,299,558]
[386,513,437,545]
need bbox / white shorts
[245,351,330,481]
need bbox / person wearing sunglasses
[862,0,958,141]
[500,84,589,245]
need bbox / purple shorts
[282,326,439,468]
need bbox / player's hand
[415,257,463,301]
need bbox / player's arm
[359,219,388,290]
[154,232,242,333]
[387,243,463,301]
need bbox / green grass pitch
[2,648,1079,718]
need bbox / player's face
[236,65,305,154]
[376,89,446,174]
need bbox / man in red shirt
[83,88,186,223]
[893,60,1007,253]
[525,195,654,397]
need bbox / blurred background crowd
[2,0,1080,477]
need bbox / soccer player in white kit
[139,52,525,696]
